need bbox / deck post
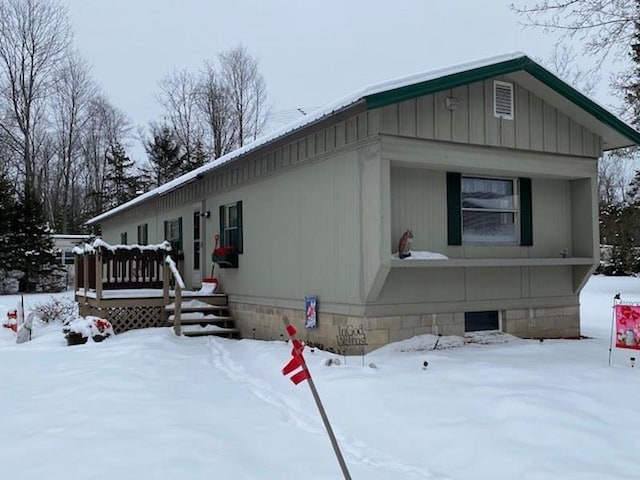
[96,249,103,301]
[173,284,182,336]
[162,257,170,324]
[83,253,89,305]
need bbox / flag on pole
[282,324,310,385]
[615,304,640,350]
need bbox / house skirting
[230,301,581,353]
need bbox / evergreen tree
[9,185,62,292]
[625,1,640,128]
[0,173,16,266]
[181,138,208,174]
[104,142,141,209]
[143,123,183,187]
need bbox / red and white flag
[282,324,310,385]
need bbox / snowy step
[165,299,228,311]
[167,312,233,325]
[181,324,240,338]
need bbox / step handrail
[163,255,185,335]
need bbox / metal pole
[609,294,620,367]
[282,316,352,480]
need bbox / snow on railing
[72,239,172,255]
[164,255,185,336]
[165,256,185,290]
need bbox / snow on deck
[76,289,225,299]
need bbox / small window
[465,311,500,332]
[219,201,243,253]
[494,80,513,119]
[193,211,201,270]
[164,218,183,254]
[120,232,128,245]
[137,223,148,245]
[462,176,518,244]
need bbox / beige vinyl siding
[215,149,363,306]
[371,266,578,317]
[378,78,602,158]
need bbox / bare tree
[48,50,96,231]
[219,45,268,147]
[0,0,72,190]
[511,1,636,66]
[197,61,235,159]
[81,94,132,221]
[155,68,203,164]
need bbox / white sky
[64,0,587,162]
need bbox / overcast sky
[64,0,586,161]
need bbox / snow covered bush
[63,316,114,346]
[32,296,78,324]
[34,269,67,293]
[0,270,22,294]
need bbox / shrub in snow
[34,269,66,293]
[63,316,114,346]
[32,296,78,324]
[0,270,22,294]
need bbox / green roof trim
[364,56,640,147]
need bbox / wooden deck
[74,241,237,337]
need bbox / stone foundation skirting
[501,305,580,339]
[230,301,581,353]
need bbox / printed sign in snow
[615,304,640,350]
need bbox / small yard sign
[305,296,317,329]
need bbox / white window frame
[461,175,520,245]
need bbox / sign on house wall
[304,296,317,329]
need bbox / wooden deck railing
[164,255,185,335]
[74,241,172,295]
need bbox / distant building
[53,234,92,288]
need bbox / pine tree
[625,0,640,128]
[104,142,141,209]
[143,124,183,187]
[9,185,62,292]
[0,173,16,268]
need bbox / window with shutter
[447,173,532,246]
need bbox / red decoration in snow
[281,324,310,385]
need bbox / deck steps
[165,294,240,339]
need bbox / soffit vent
[494,80,514,120]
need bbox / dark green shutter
[447,172,462,246]
[520,178,533,246]
[177,217,183,251]
[236,200,243,253]
[219,205,226,246]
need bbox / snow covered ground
[0,275,638,480]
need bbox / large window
[447,173,532,246]
[462,176,518,244]
[219,201,243,253]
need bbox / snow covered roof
[87,52,640,225]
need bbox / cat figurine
[398,229,413,259]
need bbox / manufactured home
[87,53,640,352]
